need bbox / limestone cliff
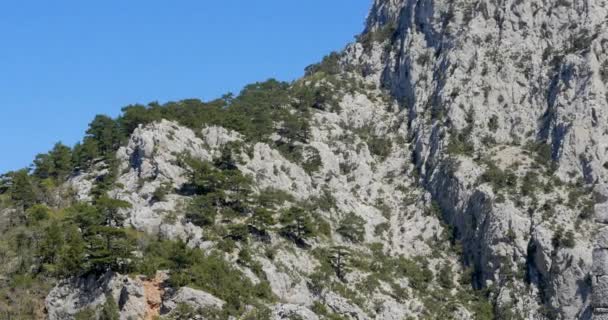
[4,0,607,319]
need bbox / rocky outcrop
[272,304,319,320]
[593,184,608,319]
[344,0,607,318]
[46,272,150,320]
[45,0,607,319]
[161,287,225,314]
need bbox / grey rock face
[271,304,319,320]
[45,272,148,320]
[594,184,608,318]
[349,0,607,318]
[161,287,225,314]
[49,0,607,319]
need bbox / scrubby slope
[1,0,607,319]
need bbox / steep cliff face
[364,0,608,183]
[347,0,607,318]
[3,0,605,319]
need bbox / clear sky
[0,0,370,173]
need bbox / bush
[185,195,217,227]
[368,136,393,160]
[305,52,341,76]
[396,257,434,291]
[337,212,366,243]
[480,163,517,191]
[552,227,576,248]
[374,222,390,236]
[521,172,541,197]
[25,205,51,224]
[99,293,120,320]
[525,141,553,167]
[141,240,274,316]
[301,146,323,173]
[357,23,397,50]
[447,130,475,156]
[74,308,96,320]
[151,183,173,203]
[438,263,454,289]
[279,207,315,246]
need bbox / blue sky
[0,0,370,173]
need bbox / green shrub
[279,207,315,245]
[305,52,341,76]
[438,263,454,289]
[26,204,51,224]
[368,136,393,160]
[374,222,390,236]
[311,301,347,320]
[521,172,541,197]
[397,257,434,291]
[337,212,366,243]
[156,244,274,315]
[447,130,475,156]
[480,163,517,191]
[151,183,173,203]
[525,141,553,167]
[99,293,120,320]
[312,188,337,212]
[74,308,96,320]
[302,146,323,173]
[357,23,397,50]
[185,195,217,227]
[552,227,576,248]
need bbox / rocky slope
[356,0,607,318]
[1,0,606,319]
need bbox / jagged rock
[323,292,367,319]
[594,276,608,309]
[594,250,608,275]
[596,203,608,224]
[161,287,225,313]
[45,272,148,320]
[38,0,608,319]
[271,304,319,320]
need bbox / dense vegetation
[0,76,321,318]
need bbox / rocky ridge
[24,0,608,319]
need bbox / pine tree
[213,145,239,171]
[49,142,73,179]
[87,225,134,274]
[72,139,99,169]
[185,194,217,227]
[336,212,366,243]
[248,208,275,229]
[25,204,51,224]
[119,104,162,136]
[33,153,53,180]
[95,196,132,227]
[329,246,351,282]
[9,169,37,210]
[280,207,314,244]
[86,115,123,157]
[33,142,73,180]
[57,225,86,276]
[99,293,120,320]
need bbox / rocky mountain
[1,0,607,319]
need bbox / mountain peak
[1,1,607,319]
